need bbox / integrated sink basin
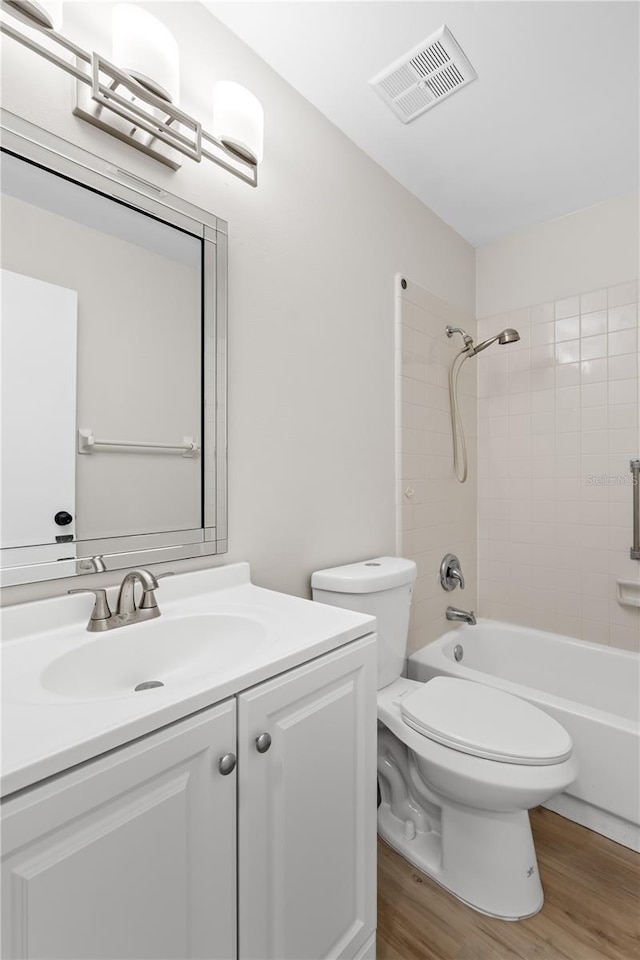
[40,614,268,700]
[1,562,376,797]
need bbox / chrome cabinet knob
[255,733,272,754]
[218,753,236,776]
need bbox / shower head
[446,324,520,357]
[471,327,521,355]
[446,324,521,484]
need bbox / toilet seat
[400,677,572,766]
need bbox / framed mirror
[0,111,227,586]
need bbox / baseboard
[353,931,376,960]
[543,794,640,852]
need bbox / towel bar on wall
[631,459,640,560]
[78,428,199,457]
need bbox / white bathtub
[409,620,640,851]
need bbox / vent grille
[410,40,449,77]
[370,26,477,124]
[378,65,416,100]
[395,86,435,122]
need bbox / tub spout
[446,605,476,625]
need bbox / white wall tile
[581,334,608,360]
[555,297,580,320]
[478,279,639,650]
[531,302,554,325]
[608,281,638,308]
[608,303,637,331]
[580,289,607,314]
[581,311,607,337]
[397,284,477,654]
[608,328,637,355]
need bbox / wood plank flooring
[377,808,640,960]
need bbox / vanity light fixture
[3,0,61,30]
[0,0,262,185]
[112,4,180,105]
[212,80,264,166]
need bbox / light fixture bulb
[212,81,264,166]
[112,4,180,104]
[5,0,62,30]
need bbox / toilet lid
[400,677,572,765]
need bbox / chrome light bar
[0,2,258,185]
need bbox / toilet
[311,557,578,921]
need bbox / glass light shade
[112,4,180,104]
[7,0,63,30]
[212,81,264,166]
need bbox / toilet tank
[311,557,417,689]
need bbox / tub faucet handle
[440,554,465,591]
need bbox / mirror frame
[0,109,228,586]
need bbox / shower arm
[445,325,474,351]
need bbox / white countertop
[1,563,375,797]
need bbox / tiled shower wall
[478,280,640,651]
[396,277,477,654]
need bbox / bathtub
[408,620,640,851]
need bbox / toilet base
[377,799,544,921]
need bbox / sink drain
[134,680,164,692]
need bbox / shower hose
[449,347,470,484]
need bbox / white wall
[477,191,639,317]
[0,1,475,604]
[476,193,639,651]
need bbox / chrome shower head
[472,327,521,355]
[446,324,521,357]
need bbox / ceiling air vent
[370,26,477,124]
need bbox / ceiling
[203,1,639,246]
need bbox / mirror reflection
[0,144,223,583]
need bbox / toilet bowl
[311,557,578,920]
[377,676,578,919]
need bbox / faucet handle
[68,588,112,622]
[440,553,465,591]
[139,571,174,610]
[141,571,175,607]
[139,587,159,610]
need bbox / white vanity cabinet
[1,634,377,960]
[238,635,377,960]
[1,698,237,960]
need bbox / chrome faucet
[446,605,476,626]
[116,568,160,618]
[69,569,173,632]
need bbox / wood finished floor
[377,808,640,960]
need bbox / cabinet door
[238,635,377,960]
[1,700,236,960]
